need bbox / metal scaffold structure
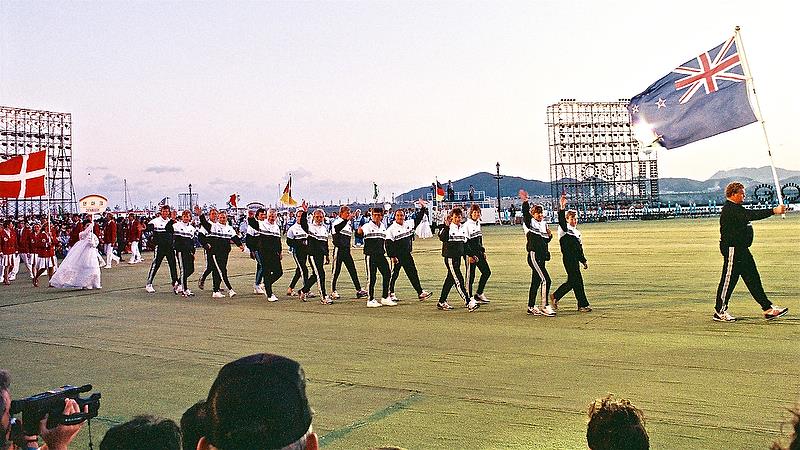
[547,99,659,210]
[0,106,77,216]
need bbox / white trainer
[183,289,195,297]
[366,299,382,308]
[380,297,398,306]
[253,284,265,294]
[542,305,557,317]
[212,292,224,298]
[331,291,341,300]
[228,289,237,298]
[418,290,432,300]
[390,292,398,301]
[268,294,278,302]
[145,284,156,293]
[466,299,480,312]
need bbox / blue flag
[628,36,757,149]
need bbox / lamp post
[494,162,503,222]
[188,183,193,210]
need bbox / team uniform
[248,216,283,300]
[145,215,179,292]
[522,201,555,316]
[286,219,310,296]
[385,208,430,300]
[300,212,332,303]
[1,227,17,284]
[12,224,34,280]
[32,229,58,271]
[128,217,143,264]
[197,219,216,290]
[437,221,478,311]
[330,216,365,299]
[552,209,590,310]
[173,221,197,297]
[200,215,243,297]
[464,217,491,304]
[245,217,261,290]
[103,218,121,268]
[359,220,395,307]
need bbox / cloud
[85,165,109,171]
[145,165,183,174]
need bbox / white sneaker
[183,289,195,297]
[366,299,382,308]
[390,292,398,301]
[380,297,398,306]
[713,311,737,322]
[467,299,480,312]
[145,284,156,293]
[320,295,333,305]
[418,290,432,300]
[253,284,265,294]
[268,294,278,302]
[212,291,225,298]
[174,283,184,295]
[331,291,341,300]
[228,289,237,298]
[104,265,112,269]
[478,293,490,303]
[542,305,557,317]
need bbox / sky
[0,0,797,208]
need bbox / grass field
[2,215,800,449]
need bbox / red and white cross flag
[0,150,47,198]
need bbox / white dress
[49,224,102,289]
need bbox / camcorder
[9,384,101,436]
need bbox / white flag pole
[734,26,785,212]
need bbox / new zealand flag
[628,36,757,149]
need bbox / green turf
[2,216,799,449]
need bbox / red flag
[435,181,445,201]
[228,193,238,208]
[0,150,47,198]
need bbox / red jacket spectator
[128,218,142,241]
[69,221,82,247]
[103,219,117,245]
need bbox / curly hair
[772,407,800,450]
[587,394,649,450]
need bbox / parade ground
[2,216,799,449]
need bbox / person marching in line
[127,213,144,264]
[385,200,431,301]
[173,209,197,298]
[31,221,59,287]
[436,207,479,312]
[145,204,180,294]
[199,209,244,298]
[464,204,491,305]
[244,209,262,293]
[197,208,218,290]
[12,220,34,280]
[103,212,121,269]
[355,207,396,307]
[286,207,311,298]
[248,208,283,302]
[330,205,368,300]
[520,190,556,317]
[1,219,18,285]
[299,206,332,304]
[713,181,788,322]
[550,193,591,312]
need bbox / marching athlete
[249,208,283,301]
[173,209,197,298]
[300,207,332,304]
[464,204,491,304]
[200,209,244,298]
[520,190,556,317]
[385,200,431,301]
[331,206,367,300]
[103,212,121,268]
[1,220,17,285]
[436,207,479,312]
[355,207,396,307]
[128,213,143,264]
[32,221,59,287]
[197,208,218,290]
[551,193,591,312]
[145,205,180,294]
[286,207,311,298]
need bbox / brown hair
[531,204,544,214]
[725,182,744,198]
[450,207,463,217]
[772,406,800,450]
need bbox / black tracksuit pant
[527,251,551,308]
[211,247,233,292]
[290,250,309,290]
[365,254,390,300]
[332,246,361,292]
[439,256,469,305]
[716,245,772,312]
[200,248,214,284]
[261,250,283,297]
[466,253,491,297]
[553,258,588,307]
[147,244,178,285]
[390,252,423,295]
[176,249,195,290]
[303,253,326,296]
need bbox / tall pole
[494,162,503,222]
[188,183,193,210]
[124,178,129,212]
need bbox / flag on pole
[227,193,239,208]
[158,197,168,206]
[628,35,757,149]
[0,150,46,198]
[435,180,445,201]
[280,176,298,206]
[373,182,379,201]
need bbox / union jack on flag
[628,35,757,149]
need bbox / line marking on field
[319,392,423,447]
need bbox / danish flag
[673,36,747,104]
[0,150,47,198]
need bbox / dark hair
[0,369,10,413]
[99,415,181,450]
[586,395,649,450]
[181,400,206,450]
[204,354,312,450]
[772,406,800,450]
[450,207,463,217]
[256,208,266,216]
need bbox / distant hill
[398,172,550,200]
[708,166,800,184]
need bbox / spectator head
[199,354,317,450]
[725,182,745,201]
[586,395,649,450]
[771,406,800,450]
[99,415,181,450]
[1,370,10,442]
[181,400,207,450]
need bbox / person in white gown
[49,218,102,289]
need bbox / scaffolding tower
[547,99,658,210]
[0,106,77,216]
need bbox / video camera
[10,384,101,436]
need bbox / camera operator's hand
[39,399,86,450]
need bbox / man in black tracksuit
[145,205,179,293]
[714,181,787,322]
[331,206,367,299]
[551,193,590,311]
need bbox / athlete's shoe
[578,306,593,313]
[466,299,480,312]
[542,305,557,317]
[366,299,382,308]
[356,289,369,299]
[437,302,454,311]
[527,306,543,316]
[287,287,295,296]
[254,284,265,295]
[198,279,205,290]
[477,293,490,304]
[320,296,333,305]
[145,284,156,293]
[331,291,341,300]
[228,289,237,298]
[182,289,195,297]
[306,292,317,298]
[267,294,279,302]
[173,283,183,295]
[418,290,432,300]
[549,293,558,310]
[212,291,224,299]
[764,306,789,320]
[380,297,398,306]
[713,311,737,322]
[299,291,308,302]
